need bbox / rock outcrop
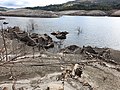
[111,10,120,16]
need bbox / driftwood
[0,54,23,66]
[30,60,99,67]
[2,87,8,90]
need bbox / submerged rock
[51,31,69,40]
[0,17,5,20]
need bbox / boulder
[60,45,80,54]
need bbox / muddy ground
[0,34,120,90]
[0,52,120,90]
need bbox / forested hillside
[25,0,120,11]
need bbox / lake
[1,16,120,50]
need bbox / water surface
[1,16,120,50]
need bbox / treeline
[0,7,8,11]
[25,2,120,11]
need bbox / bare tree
[1,23,8,61]
[27,19,38,34]
[76,27,82,35]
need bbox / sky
[0,0,73,8]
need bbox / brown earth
[0,9,59,18]
[0,37,120,90]
[0,28,120,90]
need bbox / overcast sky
[0,0,73,8]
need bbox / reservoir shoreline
[1,9,120,18]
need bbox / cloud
[3,1,28,7]
[0,0,30,8]
[0,0,73,8]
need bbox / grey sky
[0,0,73,8]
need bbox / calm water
[1,16,120,50]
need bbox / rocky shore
[0,26,120,90]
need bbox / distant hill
[75,0,120,3]
[66,0,120,5]
[0,7,8,11]
[25,0,120,11]
[0,6,15,11]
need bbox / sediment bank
[1,9,120,18]
[0,25,120,90]
[0,9,60,18]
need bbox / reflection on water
[1,16,120,50]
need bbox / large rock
[60,45,81,54]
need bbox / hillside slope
[25,0,120,11]
[75,0,120,3]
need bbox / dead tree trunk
[33,46,35,58]
[1,25,8,61]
